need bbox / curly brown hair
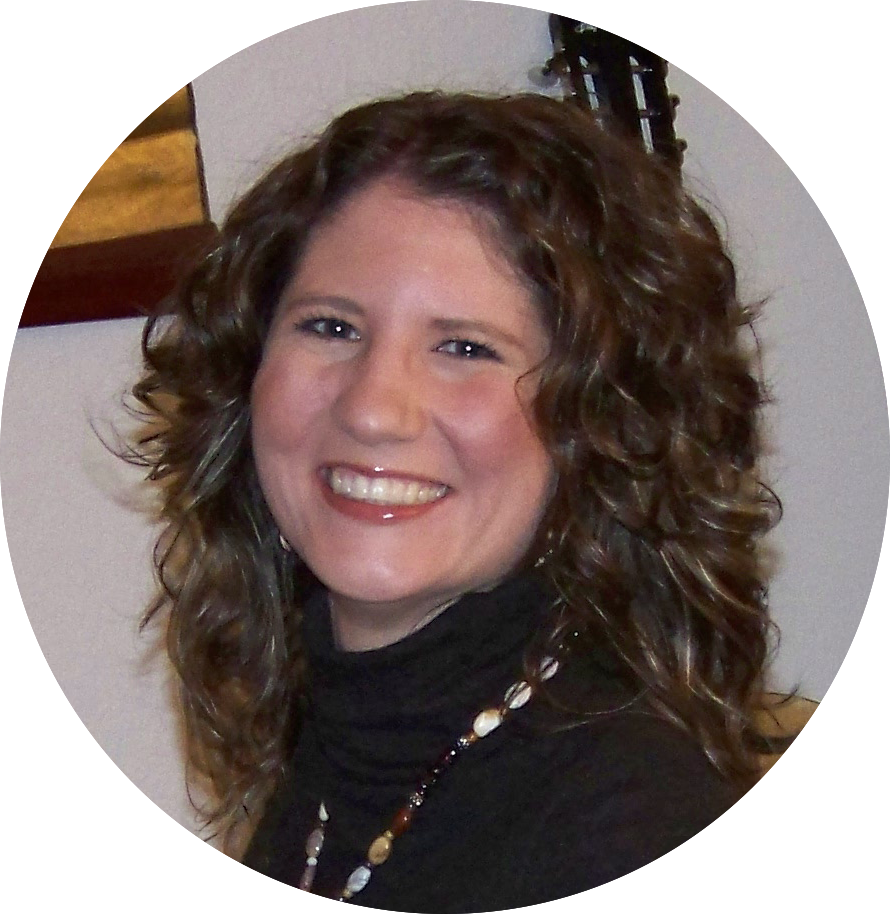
[127,91,780,835]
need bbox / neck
[328,592,463,652]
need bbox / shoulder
[511,708,738,897]
[572,710,735,814]
[525,643,739,823]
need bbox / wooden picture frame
[20,86,216,328]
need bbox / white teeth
[328,468,448,506]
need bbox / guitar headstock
[541,16,686,171]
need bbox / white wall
[668,69,888,698]
[1,0,885,846]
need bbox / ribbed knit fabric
[242,573,737,912]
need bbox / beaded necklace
[297,654,560,901]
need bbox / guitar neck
[545,16,686,170]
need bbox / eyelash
[436,339,501,361]
[296,316,501,361]
[297,316,361,340]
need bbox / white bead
[473,708,502,737]
[319,802,329,822]
[504,680,532,709]
[346,865,372,895]
[539,656,559,680]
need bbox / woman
[128,92,779,910]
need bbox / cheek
[251,357,324,452]
[444,381,552,490]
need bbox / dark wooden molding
[20,222,218,328]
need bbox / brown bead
[305,826,325,858]
[389,804,414,836]
[367,834,393,865]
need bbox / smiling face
[251,178,554,650]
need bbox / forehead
[307,177,492,253]
[292,178,521,287]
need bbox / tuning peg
[530,52,572,89]
[528,63,561,89]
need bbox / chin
[312,561,430,606]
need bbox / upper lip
[321,463,450,488]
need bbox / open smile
[321,465,450,510]
[327,467,449,505]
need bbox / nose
[332,344,426,445]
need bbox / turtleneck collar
[300,572,555,790]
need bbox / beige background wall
[2,0,886,904]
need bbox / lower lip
[319,476,450,525]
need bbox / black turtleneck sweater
[242,574,737,912]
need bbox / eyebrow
[281,295,534,354]
[281,294,364,316]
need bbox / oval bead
[389,804,414,836]
[367,834,393,865]
[318,802,329,822]
[539,656,559,680]
[504,680,532,709]
[473,708,502,738]
[346,865,372,895]
[305,826,325,858]
[298,862,317,892]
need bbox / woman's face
[251,178,554,645]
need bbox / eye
[437,339,502,361]
[297,316,361,341]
